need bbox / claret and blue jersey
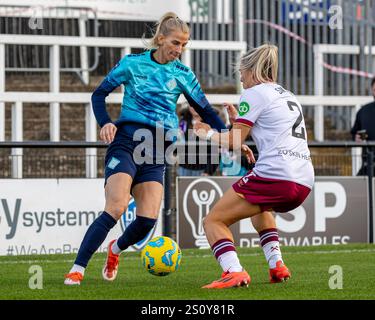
[91,49,226,132]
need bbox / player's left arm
[92,55,131,143]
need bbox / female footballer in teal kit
[64,12,227,285]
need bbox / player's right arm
[180,69,227,132]
[91,56,130,143]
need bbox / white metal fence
[1,35,374,178]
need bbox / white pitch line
[0,248,374,265]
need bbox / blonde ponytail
[240,44,278,83]
[145,12,190,49]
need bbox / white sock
[218,251,243,273]
[69,264,85,275]
[111,240,122,255]
[262,241,283,269]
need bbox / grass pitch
[0,244,374,300]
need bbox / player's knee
[204,212,228,230]
[203,215,213,231]
[105,202,128,220]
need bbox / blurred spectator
[177,106,219,176]
[350,77,375,175]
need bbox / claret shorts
[232,170,311,213]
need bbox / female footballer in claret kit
[194,44,315,288]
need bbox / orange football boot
[64,272,83,285]
[269,261,291,283]
[102,239,120,281]
[202,270,251,289]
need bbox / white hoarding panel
[0,179,162,256]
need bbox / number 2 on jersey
[287,100,306,140]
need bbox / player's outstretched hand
[241,144,256,164]
[193,120,212,139]
[100,123,117,144]
[224,103,238,125]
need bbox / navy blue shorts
[104,122,168,189]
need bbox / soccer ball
[141,236,182,276]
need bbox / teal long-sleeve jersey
[91,50,226,132]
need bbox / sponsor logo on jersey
[134,74,148,80]
[167,78,177,90]
[239,101,250,116]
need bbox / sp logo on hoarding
[182,178,223,249]
[178,177,369,248]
